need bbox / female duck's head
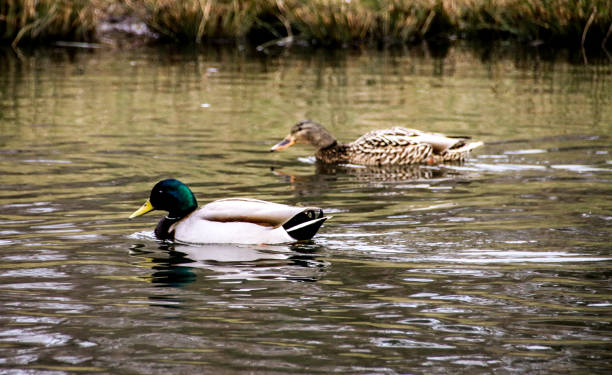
[270,120,337,151]
[129,179,198,219]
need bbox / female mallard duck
[129,179,328,244]
[270,120,483,165]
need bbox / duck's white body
[169,198,328,245]
[174,216,294,244]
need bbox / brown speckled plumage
[271,120,483,166]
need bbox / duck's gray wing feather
[198,198,320,227]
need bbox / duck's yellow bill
[129,199,154,219]
[270,135,295,151]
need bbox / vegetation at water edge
[1,0,610,49]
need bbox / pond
[0,44,610,374]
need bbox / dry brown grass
[1,0,100,46]
[137,0,267,42]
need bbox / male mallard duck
[270,120,483,165]
[129,179,328,244]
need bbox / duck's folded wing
[350,128,433,164]
[354,127,423,149]
[355,127,469,153]
[199,198,322,227]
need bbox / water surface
[0,45,610,374]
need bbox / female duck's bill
[129,179,329,244]
[270,135,296,151]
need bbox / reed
[135,0,611,47]
[0,0,98,47]
[137,0,269,42]
[132,0,462,46]
[280,0,376,45]
[368,0,458,44]
[459,0,612,46]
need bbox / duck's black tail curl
[283,209,328,241]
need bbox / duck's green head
[129,179,198,219]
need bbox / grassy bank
[1,0,611,49]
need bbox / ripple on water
[372,337,455,349]
[424,249,612,264]
[504,149,548,155]
[550,164,612,173]
[2,250,67,262]
[127,230,157,241]
[0,282,73,290]
[0,328,71,347]
[0,268,67,278]
[470,163,548,172]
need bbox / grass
[138,0,265,42]
[1,0,610,49]
[458,0,612,47]
[284,0,457,45]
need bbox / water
[0,45,610,374]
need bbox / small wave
[23,159,72,164]
[471,163,547,172]
[127,230,157,241]
[297,156,317,164]
[550,164,612,173]
[504,149,548,155]
[425,250,611,264]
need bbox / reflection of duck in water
[129,179,329,244]
[314,163,445,180]
[271,120,483,165]
[130,243,327,286]
[171,243,328,282]
[271,163,450,196]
